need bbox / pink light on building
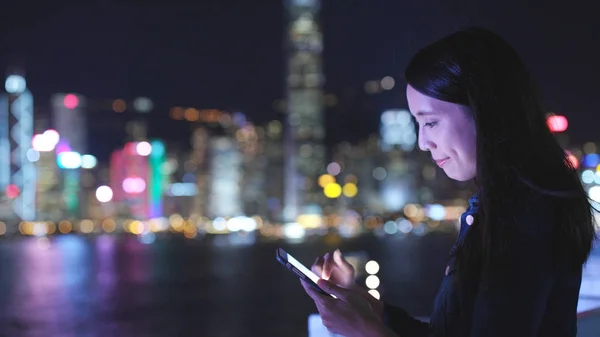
[109,146,150,219]
[63,94,79,109]
[110,150,125,202]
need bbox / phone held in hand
[276,248,334,297]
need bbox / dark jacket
[383,193,583,337]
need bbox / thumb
[317,279,348,300]
[333,249,353,272]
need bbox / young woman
[301,27,597,337]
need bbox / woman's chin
[444,168,476,182]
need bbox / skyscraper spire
[283,0,326,223]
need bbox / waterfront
[0,232,455,337]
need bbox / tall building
[376,109,419,211]
[238,123,268,217]
[190,127,210,218]
[52,93,87,217]
[148,139,166,219]
[52,93,87,154]
[379,109,417,152]
[208,137,243,218]
[109,143,150,220]
[35,150,62,220]
[264,120,285,221]
[162,147,197,217]
[0,74,36,223]
[283,0,326,222]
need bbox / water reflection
[20,238,65,334]
[96,234,117,289]
[0,233,456,337]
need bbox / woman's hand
[302,279,394,337]
[312,250,384,319]
[312,249,355,288]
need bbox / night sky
[2,0,599,160]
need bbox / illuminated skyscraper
[238,123,267,217]
[0,74,36,222]
[283,0,326,222]
[380,109,417,152]
[190,127,210,217]
[208,137,243,218]
[52,93,87,154]
[0,94,9,190]
[264,120,285,220]
[148,139,166,219]
[110,143,151,220]
[378,109,419,210]
[124,144,150,220]
[51,93,87,217]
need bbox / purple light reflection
[7,237,73,335]
[122,235,153,284]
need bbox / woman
[301,27,597,337]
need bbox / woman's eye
[424,121,437,128]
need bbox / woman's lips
[434,158,450,167]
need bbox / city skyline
[0,3,599,337]
[1,0,599,229]
[1,1,599,152]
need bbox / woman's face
[407,84,477,181]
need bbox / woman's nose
[418,130,436,151]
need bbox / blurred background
[0,0,599,336]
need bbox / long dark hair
[405,27,596,284]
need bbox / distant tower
[208,137,243,218]
[283,0,326,222]
[1,74,36,221]
[52,93,87,154]
[52,93,87,217]
[378,109,418,210]
[148,139,166,219]
[190,127,210,218]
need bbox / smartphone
[276,248,334,297]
